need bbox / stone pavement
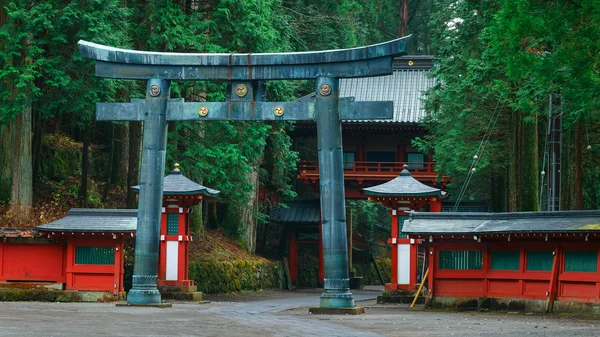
[0,290,599,336]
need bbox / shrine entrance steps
[158,285,203,302]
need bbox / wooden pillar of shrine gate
[364,165,445,291]
[79,37,408,308]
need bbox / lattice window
[564,251,597,272]
[491,251,520,271]
[438,250,482,270]
[407,153,424,168]
[526,251,554,271]
[167,212,179,236]
[75,246,114,265]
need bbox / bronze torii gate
[79,37,408,309]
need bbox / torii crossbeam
[79,37,408,309]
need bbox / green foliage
[39,134,82,180]
[188,260,284,293]
[347,200,390,254]
[417,0,600,210]
[354,258,391,285]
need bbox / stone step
[377,290,426,304]
[159,291,203,302]
[158,285,197,293]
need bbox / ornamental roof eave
[363,165,443,198]
[131,166,220,197]
[36,208,138,233]
[366,190,445,198]
[402,210,600,235]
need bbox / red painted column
[0,241,4,281]
[113,240,122,295]
[65,240,74,290]
[386,208,399,290]
[396,143,406,164]
[428,246,436,297]
[289,231,297,286]
[119,239,125,292]
[178,207,186,282]
[158,210,167,281]
[183,208,190,282]
[409,239,418,286]
[429,198,442,212]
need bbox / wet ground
[0,290,599,336]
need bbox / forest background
[0,0,599,253]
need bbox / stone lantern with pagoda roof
[363,164,445,291]
[132,163,219,299]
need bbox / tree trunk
[31,106,42,186]
[127,121,142,208]
[111,123,129,188]
[519,115,539,211]
[103,123,115,201]
[0,124,12,202]
[241,169,259,253]
[507,109,520,211]
[574,121,584,210]
[491,171,507,212]
[79,126,91,206]
[560,129,573,210]
[11,97,33,223]
[0,6,9,201]
[10,32,33,224]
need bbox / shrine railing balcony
[298,160,439,182]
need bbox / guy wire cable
[453,97,505,211]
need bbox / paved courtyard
[0,290,598,336]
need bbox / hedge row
[188,258,392,293]
[189,260,285,294]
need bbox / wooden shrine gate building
[402,211,600,312]
[0,164,217,300]
[0,209,137,297]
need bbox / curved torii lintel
[78,37,409,81]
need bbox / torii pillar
[364,165,444,290]
[78,37,408,309]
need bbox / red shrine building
[364,164,445,290]
[0,209,138,296]
[403,211,600,312]
[0,164,217,300]
[273,55,445,288]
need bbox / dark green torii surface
[79,37,408,309]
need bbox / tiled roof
[36,208,138,233]
[131,170,220,197]
[298,56,435,124]
[402,210,600,235]
[340,69,434,123]
[270,200,320,224]
[363,165,444,197]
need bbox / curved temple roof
[131,164,220,197]
[78,38,409,66]
[36,209,138,233]
[363,165,444,197]
[402,210,600,235]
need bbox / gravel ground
[287,300,600,337]
[1,291,599,337]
